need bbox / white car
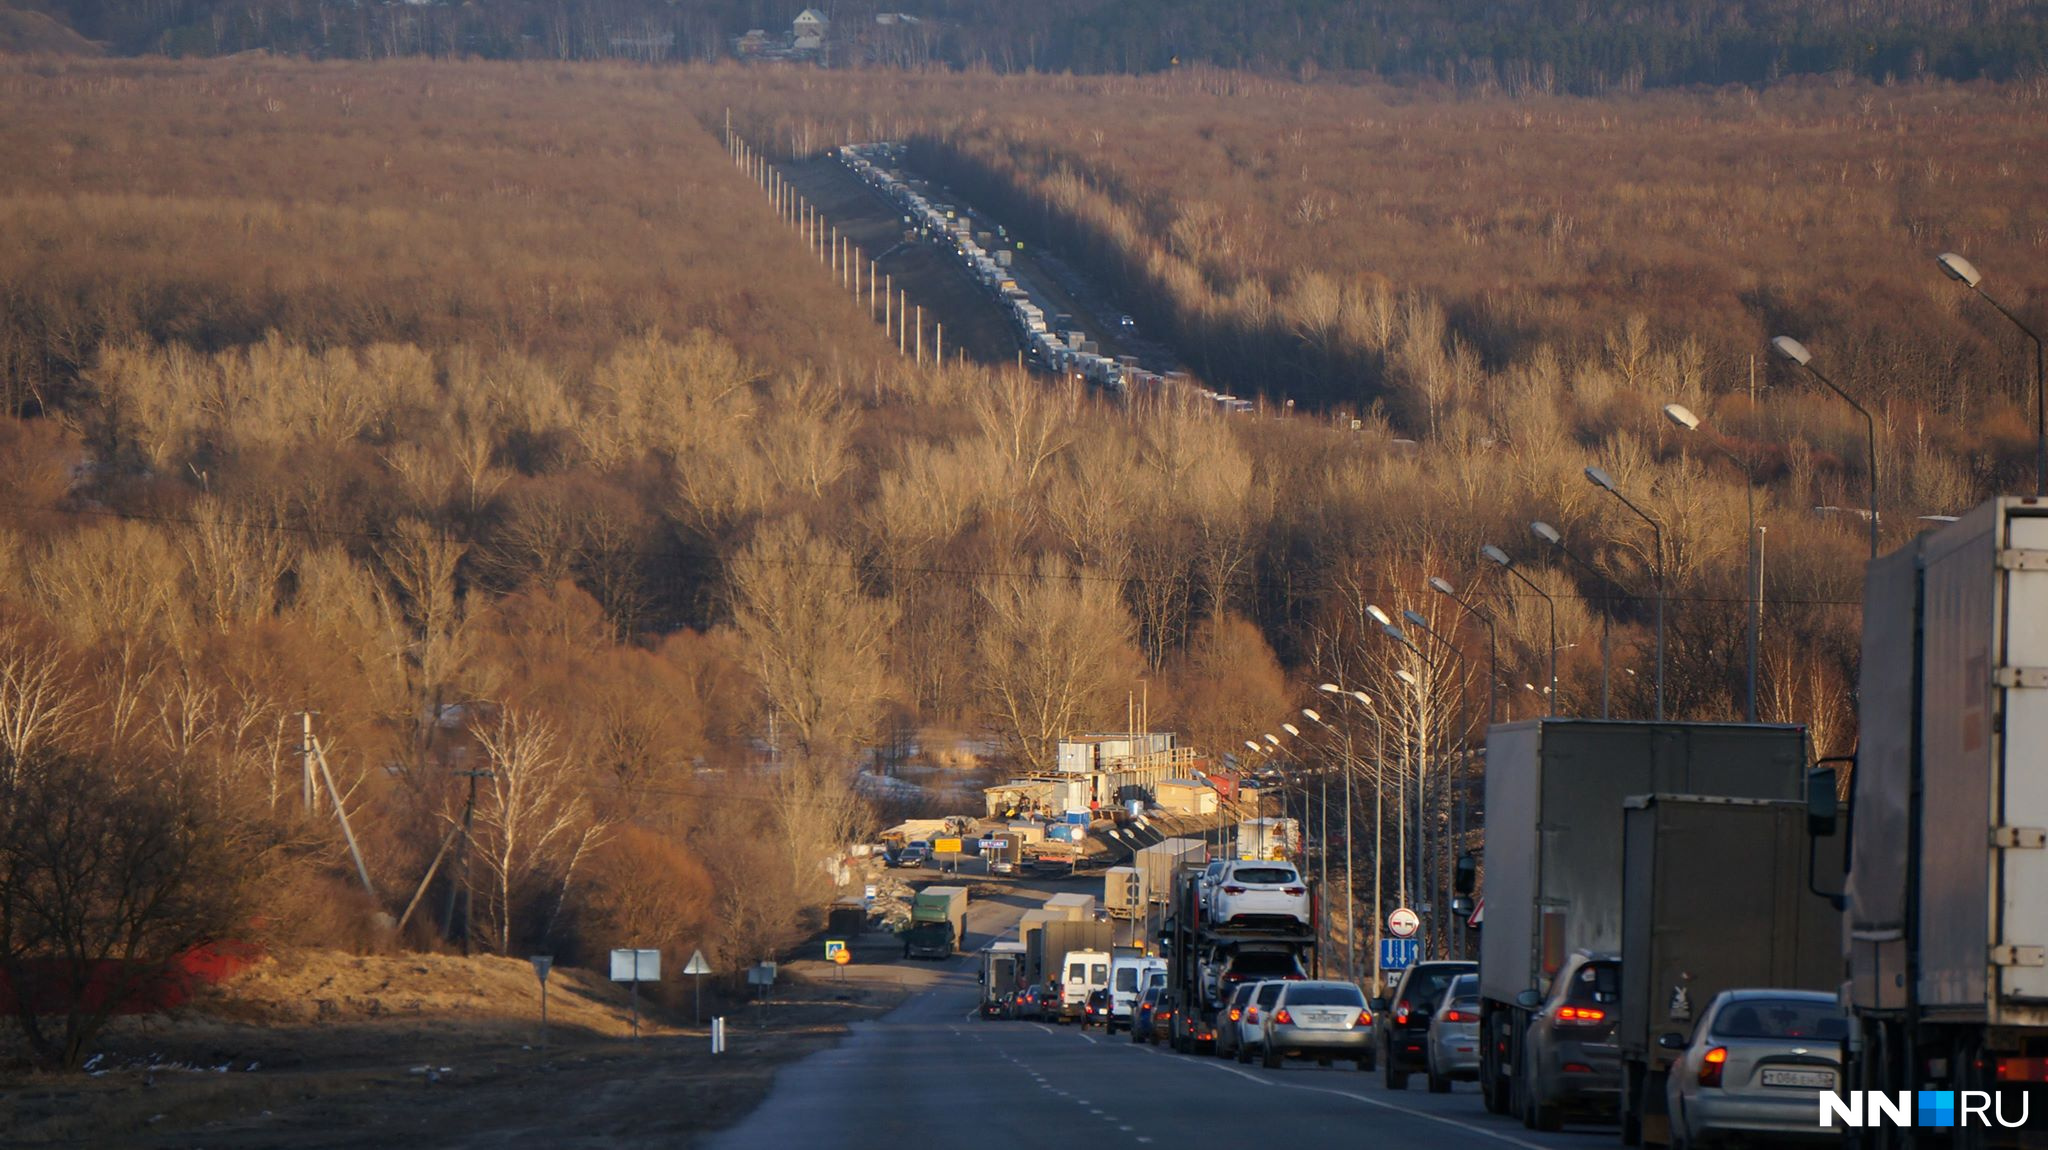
[1108,955,1166,1033]
[1233,980,1289,1064]
[1196,858,1230,917]
[1207,861,1312,930]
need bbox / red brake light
[1229,1008,1242,1021]
[1357,1010,1373,1027]
[1555,1005,1608,1025]
[1700,1046,1728,1089]
[1283,887,1305,896]
[1441,1009,1471,1023]
[1998,1057,2048,1083]
[1222,885,1247,894]
[1395,999,1411,1022]
[1274,1008,1293,1025]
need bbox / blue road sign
[1380,938,1420,971]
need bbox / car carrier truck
[1161,861,1317,1054]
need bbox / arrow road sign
[1380,938,1420,971]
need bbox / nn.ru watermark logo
[1820,1091,2031,1129]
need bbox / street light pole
[1939,253,2046,497]
[1770,336,1879,560]
[1531,520,1641,720]
[1429,577,1499,727]
[1305,703,1353,983]
[1663,404,1762,722]
[1281,719,1329,970]
[1584,467,1667,721]
[1404,610,1474,958]
[1316,685,1382,988]
[1393,667,1426,950]
[1481,545,1559,716]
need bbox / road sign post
[610,948,661,1039]
[683,948,712,1025]
[746,961,776,1005]
[529,955,553,1050]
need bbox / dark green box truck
[1618,794,1844,1145]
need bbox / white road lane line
[1119,1044,1553,1150]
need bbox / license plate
[1762,1068,1836,1089]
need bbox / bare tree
[376,516,473,714]
[469,707,607,955]
[176,494,297,633]
[728,518,897,759]
[0,621,89,785]
[970,369,1075,499]
[0,753,252,1071]
[977,560,1140,770]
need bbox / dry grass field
[0,949,922,1147]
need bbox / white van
[1107,954,1167,1033]
[1056,949,1113,1023]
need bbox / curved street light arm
[1794,359,1881,560]
[1968,285,2046,497]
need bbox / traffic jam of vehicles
[838,143,1258,413]
[967,499,2048,1149]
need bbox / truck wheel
[1264,1044,1284,1069]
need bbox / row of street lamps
[1224,251,2038,985]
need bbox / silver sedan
[1426,973,1482,1093]
[1666,989,1847,1150]
[1259,980,1376,1070]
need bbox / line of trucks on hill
[971,497,2048,1150]
[839,142,1139,391]
[837,142,1262,415]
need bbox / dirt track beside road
[0,951,948,1149]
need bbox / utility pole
[444,768,490,955]
[299,711,319,813]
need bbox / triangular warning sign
[683,948,712,975]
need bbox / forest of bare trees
[1,55,2039,1064]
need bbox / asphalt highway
[709,877,1620,1150]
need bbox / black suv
[1379,959,1478,1090]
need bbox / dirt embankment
[0,948,941,1148]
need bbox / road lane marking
[1136,1046,1554,1150]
